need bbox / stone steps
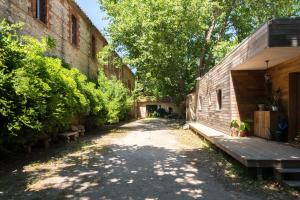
[282,181,300,189]
[275,167,300,189]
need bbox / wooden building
[187,18,300,187]
[187,18,300,142]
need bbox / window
[198,95,202,111]
[71,15,78,46]
[216,89,222,110]
[91,35,96,59]
[36,0,47,24]
[127,80,132,90]
[208,93,212,106]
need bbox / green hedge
[0,21,133,151]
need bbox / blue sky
[75,0,109,39]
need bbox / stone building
[0,0,135,90]
[135,96,180,119]
[187,18,300,141]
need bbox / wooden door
[289,73,300,140]
[296,74,300,138]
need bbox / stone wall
[0,0,134,88]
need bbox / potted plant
[230,120,239,137]
[271,89,281,111]
[257,97,266,111]
[258,104,266,111]
[239,121,250,137]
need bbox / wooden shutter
[91,36,96,58]
[40,0,47,23]
[36,0,47,24]
[71,15,78,45]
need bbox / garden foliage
[99,0,300,103]
[0,21,133,150]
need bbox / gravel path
[0,119,298,200]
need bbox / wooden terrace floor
[189,122,300,168]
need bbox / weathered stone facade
[0,0,135,89]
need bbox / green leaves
[98,70,133,124]
[0,21,133,150]
[99,0,299,103]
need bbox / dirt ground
[0,119,299,200]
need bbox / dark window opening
[91,35,96,59]
[71,15,78,46]
[36,0,47,24]
[127,80,132,90]
[198,95,202,111]
[216,89,222,110]
[146,105,158,116]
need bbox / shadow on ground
[1,144,254,200]
[0,119,292,200]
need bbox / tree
[99,0,300,103]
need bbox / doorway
[289,72,300,141]
[146,105,158,117]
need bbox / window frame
[71,15,78,47]
[35,0,48,24]
[127,80,132,91]
[208,92,212,106]
[216,89,222,111]
[91,35,96,59]
[198,95,202,111]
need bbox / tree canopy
[99,0,300,103]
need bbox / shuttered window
[36,0,47,24]
[71,15,78,46]
[91,35,96,59]
[128,80,132,91]
[198,95,202,111]
[216,89,222,110]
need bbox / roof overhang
[197,18,300,77]
[233,47,300,70]
[230,18,300,71]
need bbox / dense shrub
[98,70,133,124]
[0,21,133,151]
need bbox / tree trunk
[197,0,236,77]
[197,20,215,77]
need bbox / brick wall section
[0,0,134,89]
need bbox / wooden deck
[189,122,300,168]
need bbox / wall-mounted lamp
[264,60,272,83]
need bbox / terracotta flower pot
[239,131,247,137]
[231,128,239,137]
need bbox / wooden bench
[71,125,85,136]
[59,131,79,143]
[25,137,51,153]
